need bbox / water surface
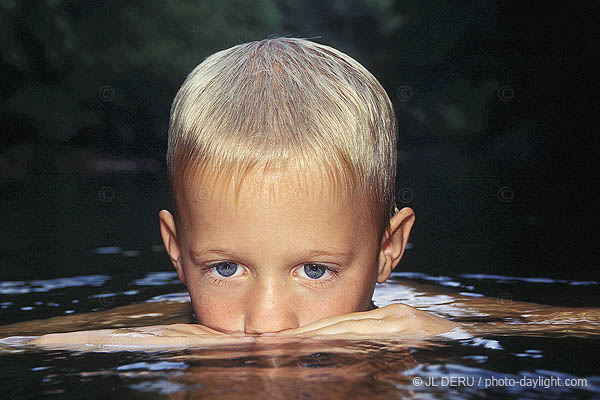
[1,174,598,399]
[1,271,599,399]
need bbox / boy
[32,37,456,347]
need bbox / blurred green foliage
[0,0,496,155]
[0,0,598,282]
[1,0,597,178]
[1,0,283,156]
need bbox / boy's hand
[262,304,458,339]
[29,323,256,348]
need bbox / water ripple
[0,275,111,294]
[460,273,598,286]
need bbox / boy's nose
[243,283,299,334]
[244,312,298,334]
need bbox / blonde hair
[167,37,399,239]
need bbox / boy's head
[159,37,415,334]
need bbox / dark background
[1,0,599,288]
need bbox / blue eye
[214,262,238,277]
[202,261,341,287]
[303,264,326,279]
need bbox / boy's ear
[158,209,186,285]
[377,207,415,284]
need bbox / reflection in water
[155,339,421,399]
[0,274,599,399]
[19,340,425,399]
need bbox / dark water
[1,174,599,399]
[1,271,599,399]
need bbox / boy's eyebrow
[293,248,355,261]
[190,247,355,262]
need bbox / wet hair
[167,37,398,239]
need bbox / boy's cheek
[185,277,372,332]
[187,288,244,332]
[186,283,275,334]
[191,301,245,333]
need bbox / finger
[372,303,413,318]
[114,334,256,347]
[165,324,258,340]
[183,336,257,346]
[294,318,408,337]
[272,308,393,336]
[165,323,227,336]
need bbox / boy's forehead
[181,168,356,210]
[177,169,374,238]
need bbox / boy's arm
[264,303,458,338]
[26,304,455,348]
[0,300,193,338]
[29,324,256,347]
